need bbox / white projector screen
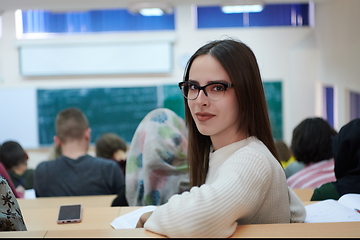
[19,41,173,76]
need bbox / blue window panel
[350,91,360,120]
[197,3,309,28]
[22,8,175,34]
[249,4,309,27]
[325,86,334,127]
[197,6,244,28]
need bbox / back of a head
[332,118,360,180]
[0,141,26,169]
[56,108,89,143]
[128,108,188,158]
[95,133,127,159]
[275,140,291,163]
[126,108,189,206]
[291,117,337,164]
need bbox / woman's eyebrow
[188,80,199,84]
[188,80,229,85]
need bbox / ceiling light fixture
[221,0,264,13]
[128,2,173,16]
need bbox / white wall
[1,0,360,168]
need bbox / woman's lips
[196,112,215,122]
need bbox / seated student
[287,117,337,189]
[136,39,305,238]
[125,108,190,206]
[311,118,360,201]
[33,107,125,197]
[95,132,127,176]
[0,141,34,190]
[0,176,27,231]
[0,161,24,198]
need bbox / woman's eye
[212,84,225,91]
[189,84,197,90]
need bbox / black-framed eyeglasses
[178,81,233,101]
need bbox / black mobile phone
[57,204,82,224]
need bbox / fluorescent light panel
[222,4,263,13]
[128,2,173,16]
[139,8,164,16]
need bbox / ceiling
[0,0,330,11]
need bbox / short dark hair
[291,117,337,164]
[0,141,27,169]
[95,133,127,159]
[56,108,89,143]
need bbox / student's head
[125,108,189,206]
[291,117,337,165]
[275,140,292,163]
[54,107,90,144]
[95,133,127,161]
[179,38,277,186]
[0,141,28,169]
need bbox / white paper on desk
[305,194,360,223]
[24,189,36,199]
[111,205,157,229]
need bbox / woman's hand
[136,211,153,228]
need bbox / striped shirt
[287,159,335,189]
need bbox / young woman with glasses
[136,38,306,237]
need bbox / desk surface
[17,194,117,209]
[4,194,359,238]
[21,207,120,231]
[292,188,314,201]
[2,221,359,238]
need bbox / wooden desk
[292,188,314,201]
[0,230,47,238]
[22,207,120,231]
[6,196,359,238]
[17,194,117,209]
[231,221,360,238]
[2,221,360,238]
[44,228,164,238]
[42,221,360,238]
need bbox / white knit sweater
[144,136,306,238]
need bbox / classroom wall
[1,0,360,169]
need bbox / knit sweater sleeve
[143,149,272,238]
[288,187,307,222]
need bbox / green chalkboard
[162,84,185,119]
[37,87,159,145]
[263,81,282,140]
[37,82,282,146]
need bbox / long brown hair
[182,39,279,187]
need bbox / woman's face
[188,54,242,150]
